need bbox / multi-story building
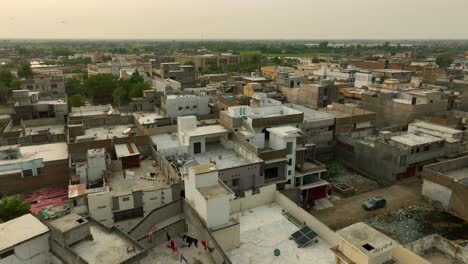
[11,90,68,124]
[286,104,336,160]
[160,94,210,117]
[159,62,196,88]
[281,80,338,109]
[20,75,65,96]
[336,125,457,183]
[175,53,241,70]
[362,89,448,128]
[87,62,152,78]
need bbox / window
[122,197,130,202]
[232,178,240,187]
[264,167,279,181]
[97,205,107,209]
[286,142,293,154]
[51,84,58,89]
[288,170,292,176]
[22,169,34,177]
[424,146,430,151]
[193,105,197,109]
[295,177,301,187]
[179,107,182,110]
[416,147,420,153]
[36,168,43,175]
[288,159,293,166]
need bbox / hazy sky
[2,0,468,39]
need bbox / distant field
[266,53,320,58]
[240,51,330,59]
[239,50,262,55]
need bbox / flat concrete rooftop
[134,112,164,125]
[85,125,136,140]
[7,124,65,136]
[108,160,170,195]
[0,142,68,165]
[70,224,142,264]
[227,203,334,264]
[446,168,468,182]
[151,133,180,150]
[193,143,252,170]
[391,133,444,147]
[287,104,335,122]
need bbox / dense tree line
[66,71,151,108]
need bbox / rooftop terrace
[108,160,170,195]
[70,224,142,264]
[227,203,334,264]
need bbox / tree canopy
[435,54,454,68]
[68,94,85,109]
[0,195,31,222]
[17,63,33,79]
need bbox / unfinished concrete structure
[336,129,449,183]
[422,156,468,222]
[362,89,448,128]
[159,62,196,88]
[11,90,68,124]
[320,103,376,138]
[285,104,335,159]
[281,80,338,109]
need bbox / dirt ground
[309,178,422,230]
[366,202,468,244]
[323,160,381,196]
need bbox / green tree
[379,75,389,84]
[435,54,454,68]
[17,63,33,79]
[65,78,83,95]
[83,74,118,103]
[272,56,281,66]
[129,70,144,84]
[0,195,31,222]
[9,79,21,90]
[312,56,320,63]
[0,82,10,104]
[68,94,84,109]
[183,61,195,66]
[0,70,14,86]
[319,41,329,49]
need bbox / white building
[184,163,234,228]
[161,95,210,117]
[0,214,51,264]
[355,71,375,88]
[267,126,301,188]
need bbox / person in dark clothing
[166,232,171,241]
[182,234,198,248]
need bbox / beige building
[333,222,430,264]
[176,53,240,70]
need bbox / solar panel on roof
[300,226,312,234]
[290,225,318,248]
[291,231,303,240]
